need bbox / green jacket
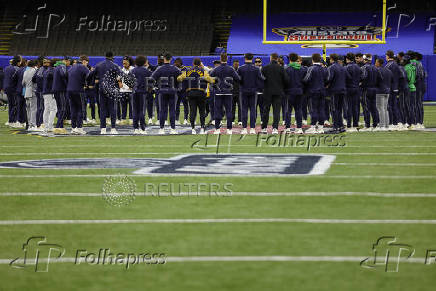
[404,64,416,92]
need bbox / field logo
[102,175,136,207]
[360,237,415,272]
[10,236,65,272]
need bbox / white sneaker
[133,129,141,135]
[165,121,168,126]
[305,126,317,134]
[404,123,410,128]
[324,121,331,126]
[71,128,78,135]
[214,129,220,135]
[110,128,118,135]
[100,128,107,135]
[27,126,37,131]
[191,129,197,135]
[373,126,382,132]
[295,128,304,134]
[232,122,235,126]
[241,128,248,135]
[116,120,121,125]
[227,129,232,135]
[261,128,268,134]
[317,126,324,134]
[154,120,160,126]
[211,120,216,126]
[148,118,153,125]
[77,128,87,135]
[140,129,147,135]
[346,127,358,133]
[170,129,177,135]
[302,120,308,126]
[388,125,398,131]
[158,129,165,135]
[35,126,44,132]
[409,124,417,130]
[272,128,279,135]
[359,127,372,132]
[91,119,97,125]
[343,119,347,126]
[4,121,9,126]
[199,128,205,135]
[417,123,424,129]
[83,120,88,125]
[175,120,180,125]
[281,121,285,126]
[238,122,242,126]
[249,128,256,135]
[183,119,189,125]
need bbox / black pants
[231,93,241,123]
[331,93,345,129]
[188,91,207,129]
[69,92,83,128]
[132,92,147,130]
[99,93,117,128]
[262,94,282,130]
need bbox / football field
[1,106,436,291]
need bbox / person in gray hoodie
[22,60,38,130]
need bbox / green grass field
[1,106,436,291]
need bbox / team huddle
[0,49,427,135]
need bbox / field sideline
[0,106,436,291]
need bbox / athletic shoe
[238,122,242,126]
[100,128,107,135]
[191,129,197,135]
[211,120,215,126]
[417,123,424,129]
[305,126,317,134]
[373,126,382,132]
[158,129,165,135]
[214,129,220,135]
[227,129,232,135]
[388,125,398,131]
[241,128,248,135]
[140,129,147,135]
[409,124,417,130]
[34,127,44,132]
[65,120,71,125]
[183,119,189,125]
[91,119,97,125]
[170,129,177,135]
[284,128,291,133]
[343,119,347,126]
[165,121,168,126]
[199,128,205,135]
[232,122,235,126]
[324,121,331,127]
[359,127,372,132]
[272,128,279,135]
[249,128,256,135]
[261,128,268,134]
[133,129,141,135]
[82,120,88,125]
[110,128,118,135]
[295,128,304,134]
[175,120,180,125]
[404,123,410,128]
[317,126,324,134]
[128,119,133,125]
[70,128,77,135]
[60,128,68,134]
[302,120,308,126]
[346,127,358,133]
[4,122,9,126]
[27,126,37,131]
[148,118,153,125]
[281,121,285,126]
[77,128,87,135]
[116,120,121,125]
[154,120,160,126]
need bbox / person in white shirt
[118,56,134,125]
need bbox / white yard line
[0,174,433,178]
[1,218,436,225]
[0,152,436,156]
[1,192,436,198]
[0,256,427,264]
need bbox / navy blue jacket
[92,59,121,92]
[210,63,240,95]
[42,67,54,95]
[151,63,182,95]
[285,63,306,95]
[398,65,409,92]
[15,67,25,95]
[52,65,68,92]
[345,62,362,90]
[327,62,348,95]
[131,66,152,93]
[385,60,401,92]
[237,63,263,94]
[67,64,90,93]
[0,68,4,90]
[3,65,18,93]
[361,63,380,92]
[303,64,327,94]
[32,67,46,93]
[376,66,393,94]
